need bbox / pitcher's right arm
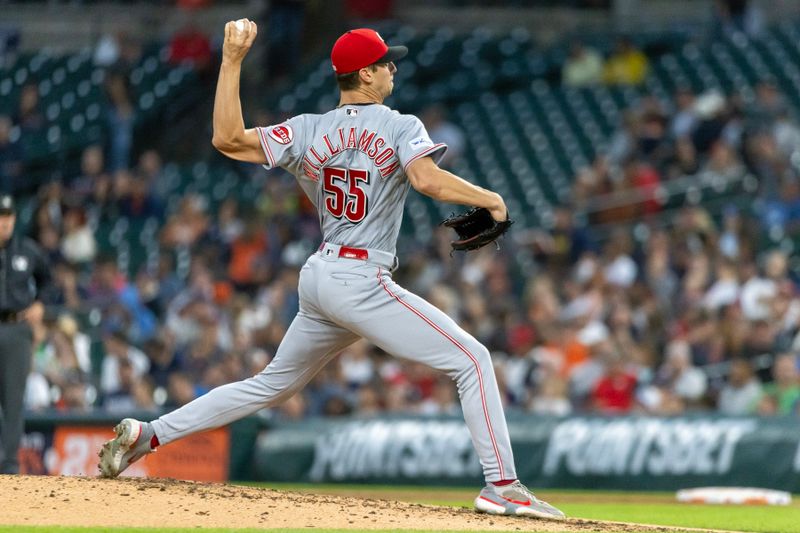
[211,19,265,164]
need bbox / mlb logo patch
[346,108,359,117]
[409,136,434,150]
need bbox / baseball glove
[441,207,513,252]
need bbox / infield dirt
[0,475,711,531]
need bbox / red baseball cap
[331,28,408,74]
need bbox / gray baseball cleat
[474,480,566,520]
[98,418,156,478]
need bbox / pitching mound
[2,475,702,531]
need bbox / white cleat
[474,480,566,520]
[97,418,155,478]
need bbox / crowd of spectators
[4,18,800,421]
[562,37,650,87]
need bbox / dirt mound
[0,475,702,531]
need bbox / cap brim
[378,45,408,63]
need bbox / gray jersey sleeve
[393,115,447,173]
[256,115,307,171]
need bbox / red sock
[150,435,160,449]
[491,479,517,487]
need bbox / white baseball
[235,20,246,32]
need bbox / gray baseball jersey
[150,103,517,483]
[256,104,445,255]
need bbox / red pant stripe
[376,269,505,480]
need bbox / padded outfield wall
[18,413,800,491]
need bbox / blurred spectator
[88,255,158,343]
[703,260,739,312]
[0,27,20,62]
[102,356,155,413]
[275,393,307,420]
[137,149,166,197]
[211,198,244,245]
[606,112,638,164]
[60,206,97,265]
[228,219,269,290]
[94,31,143,75]
[168,19,213,73]
[418,377,459,415]
[703,140,743,180]
[104,73,136,172]
[749,80,786,132]
[655,340,708,407]
[161,194,209,247]
[529,377,571,416]
[602,229,637,289]
[69,145,110,203]
[773,109,800,158]
[0,115,23,193]
[166,372,197,408]
[602,37,648,86]
[100,331,150,394]
[530,206,592,274]
[57,378,93,412]
[739,251,783,322]
[591,352,638,413]
[355,384,382,416]
[14,83,45,136]
[713,0,763,38]
[670,87,698,139]
[691,91,729,154]
[562,40,603,87]
[145,334,181,393]
[339,340,374,389]
[718,358,762,414]
[24,369,51,411]
[94,32,122,68]
[420,105,465,169]
[32,315,90,398]
[118,176,163,220]
[757,353,800,415]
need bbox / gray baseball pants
[151,243,517,482]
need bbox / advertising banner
[19,416,229,482]
[253,415,800,491]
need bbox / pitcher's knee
[451,341,494,380]
[250,372,296,406]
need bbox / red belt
[318,243,369,261]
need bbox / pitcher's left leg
[355,272,564,520]
[347,270,516,482]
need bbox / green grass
[556,503,798,533]
[243,483,800,533]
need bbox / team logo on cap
[12,256,28,272]
[268,125,294,145]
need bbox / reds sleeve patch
[268,125,294,145]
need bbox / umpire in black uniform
[0,194,51,474]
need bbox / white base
[676,487,792,506]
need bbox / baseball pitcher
[98,19,564,520]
